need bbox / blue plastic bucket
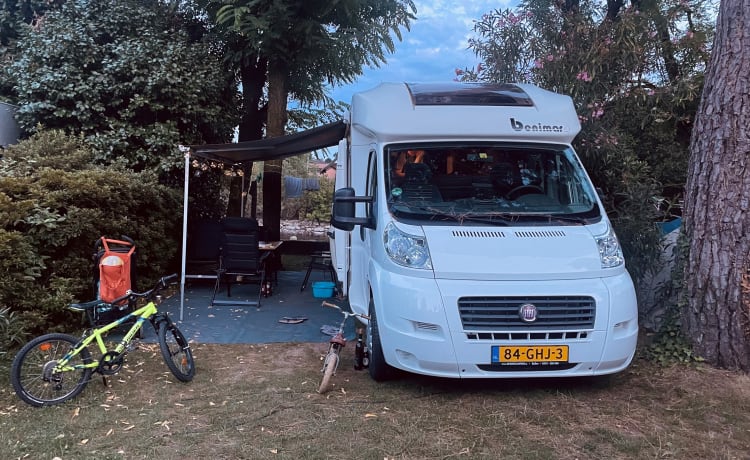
[312,281,335,298]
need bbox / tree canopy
[460,0,714,288]
[215,0,415,103]
[4,0,240,171]
[211,0,416,239]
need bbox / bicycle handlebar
[321,301,370,320]
[109,273,179,305]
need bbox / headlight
[595,225,624,268]
[383,222,432,269]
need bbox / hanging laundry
[303,177,320,191]
[284,176,303,198]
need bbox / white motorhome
[329,82,638,381]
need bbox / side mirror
[331,187,374,231]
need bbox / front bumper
[372,271,638,378]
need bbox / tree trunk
[683,0,750,371]
[262,60,289,242]
[226,56,268,217]
[238,55,267,142]
[632,0,680,83]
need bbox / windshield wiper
[529,214,588,225]
[391,205,510,226]
[456,215,511,226]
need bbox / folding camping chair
[210,217,268,308]
[185,218,222,281]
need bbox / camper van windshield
[385,144,600,225]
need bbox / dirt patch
[192,342,327,383]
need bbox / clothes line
[284,176,320,198]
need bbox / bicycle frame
[11,273,195,407]
[328,316,349,348]
[323,302,367,342]
[55,301,163,373]
[318,301,370,394]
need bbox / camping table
[259,241,283,285]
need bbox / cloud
[329,0,516,103]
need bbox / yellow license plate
[492,345,569,363]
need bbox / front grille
[458,296,595,330]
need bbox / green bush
[302,178,334,223]
[0,130,183,335]
[575,128,664,283]
[0,306,27,358]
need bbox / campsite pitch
[2,343,749,459]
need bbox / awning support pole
[179,146,191,322]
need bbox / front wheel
[11,333,93,407]
[158,321,195,382]
[367,298,395,381]
[318,347,339,394]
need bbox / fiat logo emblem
[519,303,537,322]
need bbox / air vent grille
[514,230,566,238]
[451,230,506,238]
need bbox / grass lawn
[2,342,750,459]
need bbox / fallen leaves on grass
[0,405,18,415]
[155,420,171,431]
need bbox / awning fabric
[190,120,346,164]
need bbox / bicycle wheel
[158,321,195,382]
[11,333,93,407]
[317,347,339,394]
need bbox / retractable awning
[178,120,347,320]
[190,120,347,164]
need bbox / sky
[328,0,514,104]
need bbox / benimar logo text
[510,118,564,133]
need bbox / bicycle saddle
[68,299,112,312]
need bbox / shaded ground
[151,271,353,345]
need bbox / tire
[367,298,395,381]
[11,333,93,407]
[587,373,615,389]
[158,321,195,382]
[318,347,339,394]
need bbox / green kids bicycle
[11,274,195,407]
